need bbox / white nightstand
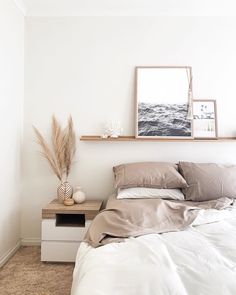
[41,199,102,262]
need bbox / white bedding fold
[71,204,236,295]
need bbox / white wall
[23,16,236,241]
[0,1,24,265]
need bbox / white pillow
[117,187,185,200]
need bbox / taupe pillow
[179,161,236,201]
[113,162,188,189]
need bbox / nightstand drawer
[41,241,80,262]
[41,199,102,262]
[42,219,91,241]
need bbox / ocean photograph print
[135,67,193,139]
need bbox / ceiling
[16,0,236,16]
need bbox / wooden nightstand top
[42,199,103,220]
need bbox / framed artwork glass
[135,66,193,138]
[193,99,218,138]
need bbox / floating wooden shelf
[80,135,236,142]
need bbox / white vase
[73,186,86,204]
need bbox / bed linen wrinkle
[189,226,236,269]
[163,227,235,273]
[72,236,190,295]
[163,221,236,294]
[192,219,236,265]
[85,196,233,247]
[135,236,189,295]
[71,203,236,295]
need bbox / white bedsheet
[71,208,236,295]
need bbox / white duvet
[71,208,236,295]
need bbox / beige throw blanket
[84,195,234,248]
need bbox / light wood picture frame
[193,99,218,139]
[135,66,193,139]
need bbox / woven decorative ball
[57,182,73,203]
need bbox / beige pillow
[113,162,188,189]
[179,161,236,201]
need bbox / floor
[0,247,74,295]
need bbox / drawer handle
[56,213,85,227]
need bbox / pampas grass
[64,116,76,177]
[33,115,76,182]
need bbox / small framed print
[193,99,218,138]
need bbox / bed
[71,162,236,295]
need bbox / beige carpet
[0,246,74,295]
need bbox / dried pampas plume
[64,116,76,177]
[33,115,76,182]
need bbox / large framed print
[193,99,218,139]
[135,66,193,139]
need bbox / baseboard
[21,238,41,246]
[0,238,41,268]
[0,240,21,268]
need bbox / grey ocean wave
[138,102,191,137]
